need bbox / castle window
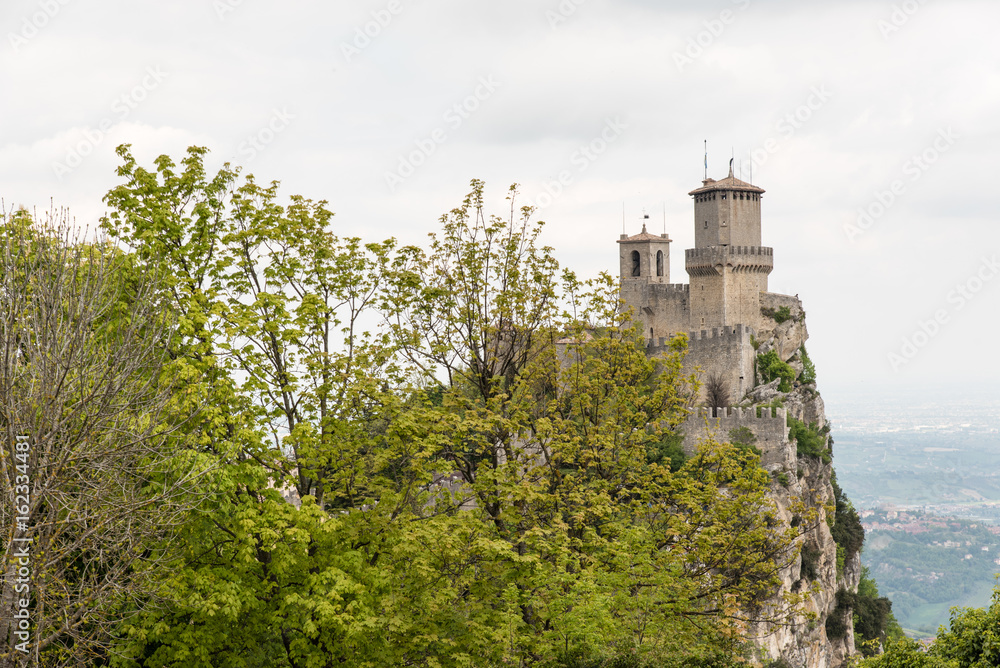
[631,250,640,276]
[704,221,708,229]
[656,250,663,277]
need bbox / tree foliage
[6,148,813,667]
[830,474,864,564]
[851,567,904,657]
[799,345,816,385]
[854,584,1000,667]
[756,351,795,392]
[0,210,209,666]
[788,417,830,463]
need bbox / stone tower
[613,169,854,668]
[686,165,772,331]
[617,217,672,285]
[616,168,791,403]
[616,216,683,344]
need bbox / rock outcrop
[751,308,859,668]
[686,306,859,667]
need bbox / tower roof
[617,224,671,243]
[688,166,765,196]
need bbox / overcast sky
[3,0,999,408]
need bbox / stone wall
[685,246,773,330]
[693,189,762,247]
[681,406,794,471]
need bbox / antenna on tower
[622,202,625,234]
[704,140,708,179]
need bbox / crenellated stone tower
[618,166,792,403]
[687,171,771,330]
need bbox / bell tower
[617,215,673,342]
[617,215,672,285]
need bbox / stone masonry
[618,165,797,407]
[619,168,857,667]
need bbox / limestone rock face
[785,385,827,431]
[751,450,860,668]
[745,377,782,405]
[742,313,856,668]
[775,319,808,361]
[757,311,809,363]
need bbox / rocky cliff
[752,302,860,668]
[689,301,861,667]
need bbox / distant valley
[825,391,1000,635]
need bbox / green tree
[756,350,795,392]
[852,567,904,657]
[101,147,462,667]
[788,417,830,463]
[0,211,210,666]
[856,584,1000,667]
[96,155,810,667]
[933,584,1000,667]
[382,180,806,664]
[799,345,816,385]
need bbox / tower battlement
[689,405,787,422]
[646,324,755,354]
[685,246,774,277]
[685,246,773,259]
[688,323,754,343]
[681,406,795,471]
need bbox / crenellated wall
[681,406,795,471]
[650,324,757,403]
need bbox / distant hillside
[860,510,1000,636]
